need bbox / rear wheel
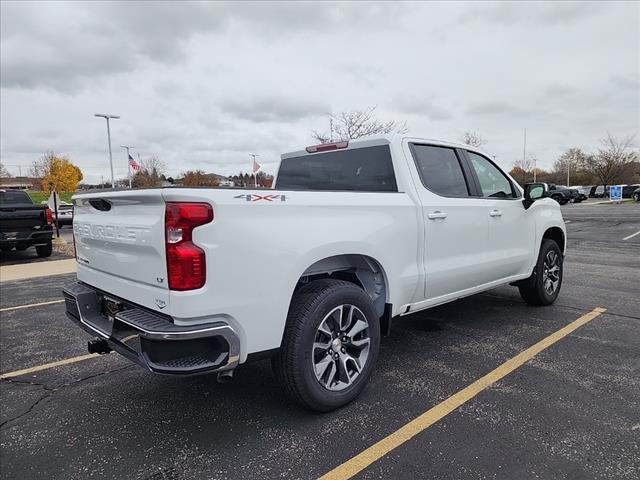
[272,279,380,412]
[634,192,640,202]
[36,242,53,258]
[518,239,563,306]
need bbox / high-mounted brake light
[165,202,214,291]
[44,207,53,225]
[305,141,349,153]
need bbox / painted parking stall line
[622,230,640,241]
[318,307,607,480]
[0,299,65,313]
[0,353,100,380]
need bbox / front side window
[467,152,517,199]
[411,145,469,197]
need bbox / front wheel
[272,279,380,412]
[634,193,640,202]
[518,239,563,306]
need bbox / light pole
[94,113,120,187]
[120,145,134,189]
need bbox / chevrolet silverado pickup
[0,189,54,256]
[64,135,566,411]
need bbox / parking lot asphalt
[1,203,639,480]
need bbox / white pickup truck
[64,135,565,411]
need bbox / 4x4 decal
[234,194,286,202]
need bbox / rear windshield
[276,145,397,192]
[0,190,33,205]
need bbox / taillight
[165,202,214,291]
[45,207,53,225]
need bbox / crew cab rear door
[407,143,494,301]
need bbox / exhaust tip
[217,369,234,383]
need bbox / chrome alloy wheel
[542,250,561,295]
[312,304,371,391]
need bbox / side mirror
[523,182,548,210]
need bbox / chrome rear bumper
[62,281,240,374]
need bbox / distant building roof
[0,176,38,189]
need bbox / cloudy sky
[1,1,638,184]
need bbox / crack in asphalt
[0,364,133,429]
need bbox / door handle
[489,209,502,217]
[427,211,448,220]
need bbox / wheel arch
[542,226,565,254]
[295,254,390,318]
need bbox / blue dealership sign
[609,185,622,201]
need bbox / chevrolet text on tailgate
[64,135,566,411]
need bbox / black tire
[634,193,640,202]
[551,195,563,204]
[518,239,563,306]
[36,242,53,258]
[272,279,380,412]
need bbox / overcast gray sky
[1,1,638,184]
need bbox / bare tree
[132,156,166,188]
[460,131,487,148]
[553,148,587,174]
[0,161,11,178]
[580,133,638,186]
[311,106,408,144]
[510,156,535,185]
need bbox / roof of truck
[281,134,491,160]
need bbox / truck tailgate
[0,205,46,232]
[73,190,168,289]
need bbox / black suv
[548,184,581,205]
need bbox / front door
[464,151,535,280]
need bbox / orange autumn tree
[32,151,83,194]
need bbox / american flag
[252,158,261,173]
[129,154,140,171]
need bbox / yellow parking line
[0,299,65,313]
[319,306,607,480]
[0,353,99,380]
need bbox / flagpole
[121,145,134,189]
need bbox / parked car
[571,187,588,203]
[0,189,53,256]
[588,186,598,197]
[632,187,640,201]
[622,184,640,198]
[54,202,74,225]
[593,185,606,198]
[577,186,592,197]
[63,135,566,411]
[548,184,579,204]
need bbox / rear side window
[411,145,469,197]
[276,145,397,192]
[0,190,33,205]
